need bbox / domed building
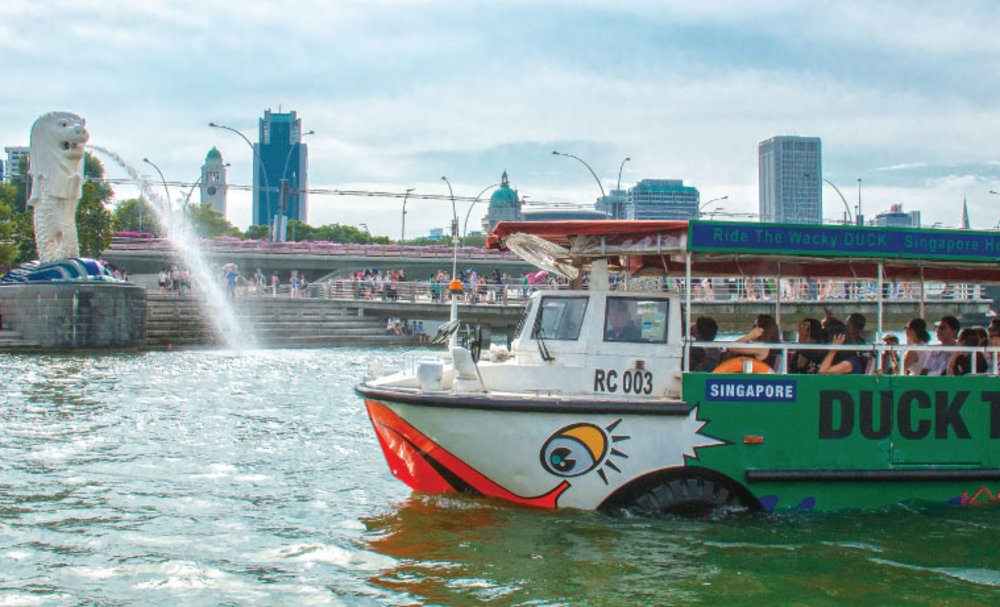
[200,146,228,216]
[486,171,522,230]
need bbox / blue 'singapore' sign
[688,221,1000,263]
[705,378,798,403]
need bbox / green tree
[244,224,270,240]
[0,184,19,271]
[185,203,241,238]
[12,155,30,212]
[114,198,160,234]
[74,153,117,258]
[76,181,116,257]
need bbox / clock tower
[200,146,228,216]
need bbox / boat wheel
[633,477,743,517]
[605,471,757,518]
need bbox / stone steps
[143,294,408,349]
[0,329,40,349]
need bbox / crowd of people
[690,312,1000,376]
[346,267,559,304]
[385,316,429,343]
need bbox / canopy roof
[486,220,1000,282]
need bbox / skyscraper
[626,179,700,220]
[758,136,822,224]
[254,109,308,232]
[4,146,29,183]
[200,147,228,216]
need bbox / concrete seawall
[0,282,146,350]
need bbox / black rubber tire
[632,476,741,517]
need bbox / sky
[2,0,999,236]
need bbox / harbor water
[2,348,1000,605]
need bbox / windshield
[531,296,588,340]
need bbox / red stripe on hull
[365,399,569,508]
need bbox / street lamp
[400,187,415,244]
[441,175,460,347]
[616,157,631,192]
[276,129,315,242]
[462,183,500,244]
[697,195,729,217]
[856,178,863,225]
[552,150,606,200]
[209,121,271,223]
[142,157,171,210]
[821,178,853,225]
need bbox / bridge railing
[223,276,990,306]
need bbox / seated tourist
[846,312,873,372]
[925,315,960,376]
[727,314,781,369]
[946,327,988,376]
[819,321,864,375]
[902,317,932,375]
[689,316,721,372]
[881,334,901,375]
[790,317,826,374]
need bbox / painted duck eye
[540,424,608,477]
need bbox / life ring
[712,356,773,374]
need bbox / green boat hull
[684,373,1000,511]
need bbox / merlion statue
[28,111,89,263]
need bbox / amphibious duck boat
[357,220,1000,513]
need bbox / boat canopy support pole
[876,261,884,373]
[591,258,609,291]
[684,252,692,372]
[775,264,782,337]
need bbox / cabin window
[531,296,588,341]
[604,297,668,343]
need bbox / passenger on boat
[604,298,642,342]
[846,312,874,372]
[902,318,932,375]
[790,317,826,374]
[689,316,721,372]
[881,334,901,375]
[818,321,864,375]
[946,327,988,376]
[989,318,1000,347]
[727,314,780,369]
[925,316,960,376]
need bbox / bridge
[102,236,537,282]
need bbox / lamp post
[821,178,853,225]
[697,195,729,218]
[462,183,500,243]
[616,156,631,192]
[400,187,415,244]
[142,157,171,210]
[209,121,271,228]
[276,130,315,242]
[552,150,606,201]
[612,157,631,219]
[441,175,460,347]
[856,178,863,226]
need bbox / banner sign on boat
[688,221,1000,263]
[705,378,797,403]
